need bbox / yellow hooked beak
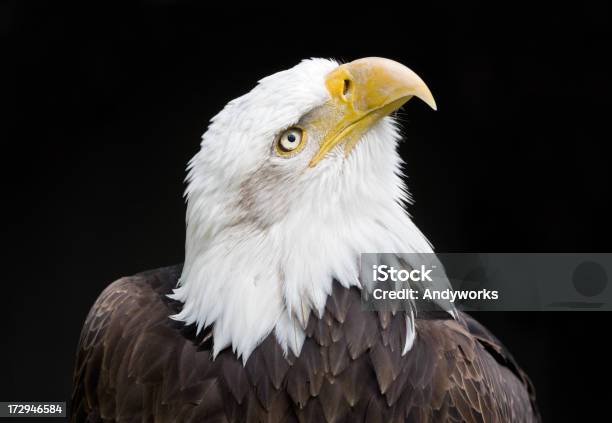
[309,57,437,167]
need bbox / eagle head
[170,58,437,361]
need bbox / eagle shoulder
[400,314,540,422]
[71,265,228,422]
[72,268,539,423]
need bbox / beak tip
[415,94,437,111]
[419,90,437,111]
[419,86,437,111]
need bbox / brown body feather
[71,265,539,422]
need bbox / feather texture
[167,58,437,361]
[71,265,539,422]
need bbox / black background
[3,2,612,421]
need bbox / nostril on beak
[342,79,351,97]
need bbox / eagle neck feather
[169,121,435,363]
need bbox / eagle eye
[276,127,305,156]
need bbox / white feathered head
[170,57,437,361]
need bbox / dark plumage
[71,265,539,422]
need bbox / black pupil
[287,133,296,143]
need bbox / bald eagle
[71,58,539,422]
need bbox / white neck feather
[168,118,434,362]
